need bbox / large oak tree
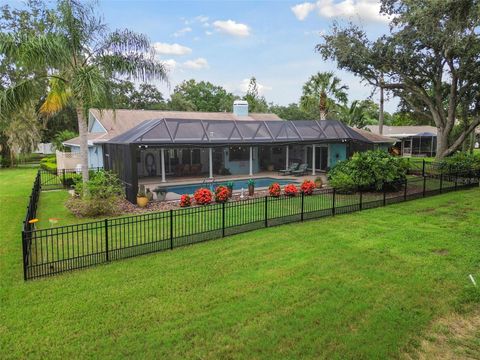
[317,0,480,159]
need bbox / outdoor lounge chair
[278,163,299,175]
[291,163,308,176]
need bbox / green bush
[328,150,409,192]
[68,171,124,217]
[439,152,480,174]
[40,155,57,172]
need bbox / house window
[229,146,249,161]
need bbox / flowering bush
[215,186,230,203]
[179,194,191,207]
[284,184,298,197]
[193,188,212,205]
[300,180,315,195]
[269,182,281,197]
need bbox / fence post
[422,159,426,177]
[301,191,305,221]
[423,176,427,197]
[104,219,109,262]
[170,209,174,250]
[264,196,268,228]
[62,169,66,189]
[22,230,27,281]
[332,188,336,216]
[404,178,408,201]
[383,181,387,206]
[440,173,443,194]
[222,202,225,237]
[359,189,363,211]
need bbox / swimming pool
[163,177,299,195]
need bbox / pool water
[165,177,299,195]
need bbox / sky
[5,0,399,112]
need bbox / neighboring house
[366,125,437,157]
[61,101,395,202]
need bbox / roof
[366,125,438,138]
[349,127,397,144]
[88,109,281,142]
[63,133,109,147]
[107,118,396,145]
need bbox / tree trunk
[76,108,89,183]
[319,92,327,120]
[379,85,384,135]
[435,127,449,160]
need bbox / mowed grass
[1,168,480,359]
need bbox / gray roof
[107,118,395,145]
[366,125,438,138]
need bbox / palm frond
[98,53,168,83]
[0,78,43,120]
[40,77,72,116]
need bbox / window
[229,146,249,161]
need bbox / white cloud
[163,59,177,71]
[213,20,250,37]
[195,15,209,23]
[153,42,192,56]
[291,2,317,21]
[173,27,192,37]
[239,78,272,95]
[291,0,390,23]
[183,57,209,69]
[205,30,213,36]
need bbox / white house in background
[366,125,438,157]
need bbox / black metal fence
[22,169,479,280]
[39,168,102,190]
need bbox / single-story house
[62,101,395,202]
[366,125,437,157]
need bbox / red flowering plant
[193,188,212,205]
[300,180,315,195]
[269,182,281,197]
[179,194,191,207]
[215,186,230,203]
[284,184,298,197]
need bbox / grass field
[1,167,480,359]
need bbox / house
[366,125,437,157]
[61,101,395,202]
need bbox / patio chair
[278,162,299,176]
[291,163,308,176]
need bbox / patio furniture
[153,186,167,201]
[292,163,308,176]
[190,164,201,175]
[278,163,299,175]
[174,164,184,177]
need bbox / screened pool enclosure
[102,118,394,202]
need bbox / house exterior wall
[68,145,104,168]
[328,143,347,168]
[224,146,259,175]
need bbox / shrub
[194,188,212,205]
[179,194,191,207]
[284,184,298,197]
[74,170,123,199]
[66,196,122,218]
[269,183,281,197]
[52,130,78,152]
[300,180,315,195]
[40,155,57,173]
[215,186,229,203]
[439,152,480,175]
[328,150,409,192]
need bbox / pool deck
[139,171,328,200]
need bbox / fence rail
[22,168,480,280]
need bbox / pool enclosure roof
[107,118,393,146]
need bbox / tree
[300,72,349,120]
[130,84,165,109]
[243,77,269,113]
[317,0,480,159]
[269,103,317,120]
[334,101,375,129]
[0,0,167,182]
[51,129,78,152]
[168,79,235,112]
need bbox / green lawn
[1,167,480,359]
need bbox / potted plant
[136,184,149,208]
[226,181,234,197]
[146,188,154,201]
[301,180,316,195]
[247,178,255,196]
[314,176,323,188]
[194,188,213,205]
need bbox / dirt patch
[403,310,480,360]
[417,207,437,214]
[431,248,449,256]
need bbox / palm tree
[300,72,349,120]
[0,0,167,183]
[334,101,369,129]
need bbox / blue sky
[5,0,398,112]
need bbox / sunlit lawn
[1,167,480,359]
